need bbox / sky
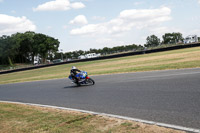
[0,0,200,52]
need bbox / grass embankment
[0,102,185,133]
[0,64,34,72]
[0,47,200,84]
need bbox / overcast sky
[0,0,200,52]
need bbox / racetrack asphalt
[0,68,200,129]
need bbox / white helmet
[72,66,76,70]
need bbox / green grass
[0,47,200,84]
[0,102,185,133]
[0,64,34,72]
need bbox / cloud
[185,29,200,37]
[149,26,183,37]
[96,38,126,48]
[133,2,144,6]
[70,6,171,35]
[63,25,68,29]
[70,2,85,9]
[149,27,171,35]
[198,0,200,4]
[0,14,36,35]
[46,26,52,30]
[69,15,88,25]
[11,10,16,14]
[33,0,85,11]
[92,16,106,21]
[0,0,3,3]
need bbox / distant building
[78,53,101,59]
[184,35,198,44]
[78,55,86,59]
[33,55,41,65]
[85,53,101,58]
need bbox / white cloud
[70,6,171,36]
[198,0,200,4]
[63,25,68,29]
[0,14,36,35]
[70,2,85,9]
[46,26,52,30]
[11,10,16,14]
[96,38,126,48]
[33,0,85,11]
[0,0,3,3]
[185,29,200,37]
[133,2,144,6]
[149,27,171,35]
[92,16,106,21]
[69,15,88,25]
[149,26,183,37]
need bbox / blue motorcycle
[69,71,95,86]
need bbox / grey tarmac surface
[0,68,200,129]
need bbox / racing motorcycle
[68,71,95,86]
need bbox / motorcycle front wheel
[87,78,95,85]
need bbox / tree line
[1,31,199,65]
[0,31,59,65]
[55,44,144,60]
[60,32,186,60]
[145,32,184,48]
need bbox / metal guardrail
[0,43,200,75]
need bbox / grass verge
[0,102,185,133]
[0,64,34,72]
[0,47,200,84]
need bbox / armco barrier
[0,43,200,75]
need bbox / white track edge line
[0,100,199,133]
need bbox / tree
[0,31,59,65]
[45,36,59,61]
[64,52,73,59]
[145,35,160,47]
[0,35,16,65]
[32,33,59,63]
[13,32,36,63]
[102,47,110,55]
[89,48,98,54]
[162,32,183,44]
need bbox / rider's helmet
[71,66,76,70]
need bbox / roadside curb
[0,100,199,133]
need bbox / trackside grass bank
[0,47,200,84]
[0,102,185,133]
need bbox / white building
[78,53,101,59]
[184,35,198,44]
[85,53,101,58]
[33,55,41,65]
[78,55,86,59]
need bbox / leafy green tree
[162,32,183,44]
[13,32,35,63]
[88,48,98,54]
[102,47,111,55]
[0,31,59,65]
[64,52,73,59]
[145,35,160,47]
[0,35,16,65]
[33,33,59,63]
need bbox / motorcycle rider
[70,66,81,84]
